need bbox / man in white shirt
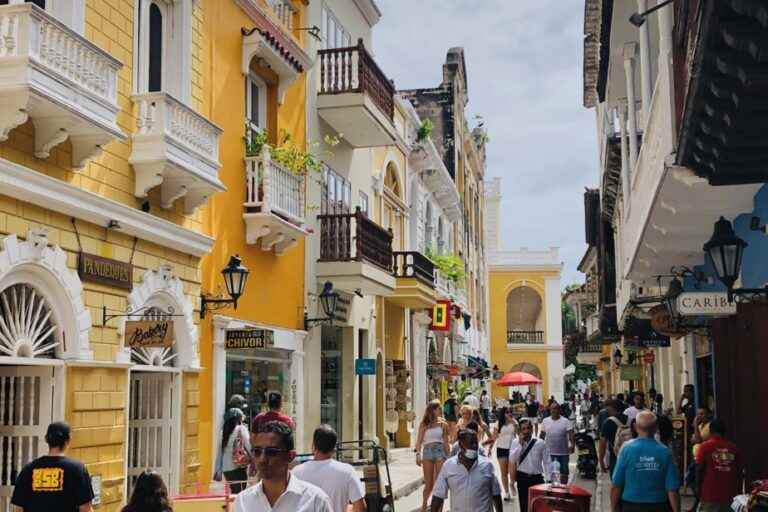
[480,390,492,424]
[431,424,503,512]
[234,421,333,512]
[463,391,480,409]
[509,419,550,512]
[293,425,365,512]
[540,402,574,484]
[623,392,646,424]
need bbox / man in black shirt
[11,422,94,512]
[597,399,627,477]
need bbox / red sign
[429,301,452,331]
[643,351,656,365]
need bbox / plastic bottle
[550,460,561,487]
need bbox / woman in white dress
[489,407,518,501]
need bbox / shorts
[422,443,447,461]
[496,447,510,459]
[620,501,671,512]
[524,416,538,425]
[550,454,570,477]
[698,502,731,512]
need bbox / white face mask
[463,449,478,460]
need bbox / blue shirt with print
[612,438,680,503]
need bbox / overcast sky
[373,1,598,286]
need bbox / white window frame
[6,0,85,33]
[321,3,351,50]
[134,0,192,102]
[359,190,369,216]
[246,72,268,135]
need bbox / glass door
[321,326,343,434]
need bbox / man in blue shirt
[611,411,680,512]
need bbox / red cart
[528,483,592,512]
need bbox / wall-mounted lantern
[200,255,250,319]
[304,281,339,330]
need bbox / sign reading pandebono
[125,320,174,348]
[676,292,736,316]
[78,253,133,290]
[225,329,275,349]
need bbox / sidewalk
[386,447,425,500]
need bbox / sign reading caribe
[675,292,736,316]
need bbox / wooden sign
[125,320,173,348]
[225,329,275,349]
[78,253,133,290]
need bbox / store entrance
[127,371,176,496]
[225,350,291,427]
[321,326,343,435]
[0,366,54,512]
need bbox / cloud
[374,0,597,285]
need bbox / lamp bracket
[304,311,333,331]
[200,293,238,319]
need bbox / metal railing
[317,39,395,120]
[506,330,545,344]
[393,251,435,286]
[244,145,305,225]
[268,0,295,32]
[318,207,393,273]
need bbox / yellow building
[0,0,223,509]
[485,179,565,403]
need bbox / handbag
[231,426,251,468]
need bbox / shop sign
[676,292,736,316]
[125,320,173,348]
[355,358,376,375]
[620,365,642,381]
[625,318,671,348]
[225,329,275,349]
[429,301,452,331]
[78,252,133,290]
[332,294,351,323]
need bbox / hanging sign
[620,365,642,381]
[125,320,174,348]
[332,294,352,323]
[78,253,133,290]
[225,329,275,349]
[355,358,376,375]
[429,301,452,331]
[676,292,736,316]
[625,318,671,347]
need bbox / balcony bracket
[0,94,30,141]
[33,120,69,159]
[71,133,111,170]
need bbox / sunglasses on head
[252,446,289,458]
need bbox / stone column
[623,43,640,172]
[618,101,631,204]
[637,0,653,121]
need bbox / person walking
[509,419,550,512]
[540,402,574,484]
[695,419,741,512]
[251,392,295,433]
[611,411,680,512]
[122,470,173,512]
[443,392,459,439]
[480,390,492,425]
[413,400,451,512]
[293,425,365,512]
[234,421,332,512]
[490,407,518,501]
[598,399,627,477]
[216,407,252,493]
[524,395,540,436]
[11,422,94,512]
[430,424,503,512]
[463,390,480,409]
[624,392,647,424]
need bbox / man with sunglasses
[431,422,503,512]
[234,421,332,512]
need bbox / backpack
[231,425,251,468]
[609,417,632,456]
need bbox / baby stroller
[574,431,597,479]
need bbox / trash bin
[528,483,592,512]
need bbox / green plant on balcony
[245,125,341,176]
[426,248,465,286]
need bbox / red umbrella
[496,371,542,386]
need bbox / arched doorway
[506,286,545,344]
[508,362,544,401]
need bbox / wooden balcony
[389,251,436,309]
[316,40,397,147]
[243,145,308,255]
[316,207,395,296]
[506,330,545,345]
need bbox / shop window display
[225,348,291,427]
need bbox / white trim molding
[352,0,382,26]
[0,157,215,257]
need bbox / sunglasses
[252,446,289,458]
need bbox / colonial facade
[485,179,565,402]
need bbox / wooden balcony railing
[507,330,545,344]
[393,251,435,287]
[318,207,393,273]
[317,39,395,120]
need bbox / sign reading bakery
[78,253,133,290]
[676,292,736,317]
[125,320,174,348]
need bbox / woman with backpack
[216,407,252,494]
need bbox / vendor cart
[334,440,395,512]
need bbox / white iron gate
[0,366,54,512]
[127,372,175,496]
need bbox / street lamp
[703,217,748,302]
[629,0,674,27]
[304,281,340,330]
[200,255,250,318]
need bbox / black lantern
[200,255,250,319]
[613,348,623,367]
[703,217,747,299]
[305,281,339,330]
[664,276,684,319]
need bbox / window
[321,166,351,214]
[148,3,163,92]
[437,217,445,254]
[246,73,267,134]
[321,4,351,50]
[359,191,369,216]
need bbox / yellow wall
[197,0,308,485]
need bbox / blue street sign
[355,358,376,375]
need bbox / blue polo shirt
[612,438,680,503]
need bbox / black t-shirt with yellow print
[11,455,94,512]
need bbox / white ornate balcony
[0,4,124,169]
[129,92,224,213]
[244,145,308,255]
